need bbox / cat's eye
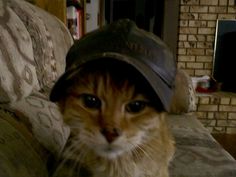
[80,94,101,109]
[125,101,148,113]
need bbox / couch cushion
[0,0,73,103]
[9,0,74,90]
[0,91,70,176]
[9,91,70,156]
[0,109,48,177]
[168,114,236,177]
[0,0,39,102]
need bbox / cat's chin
[94,145,125,160]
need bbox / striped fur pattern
[52,60,175,177]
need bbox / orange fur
[52,61,175,177]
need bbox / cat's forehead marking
[73,72,143,102]
[95,74,136,98]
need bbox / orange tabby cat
[52,60,175,177]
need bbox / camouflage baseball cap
[50,19,177,111]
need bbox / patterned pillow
[169,69,197,114]
[0,90,70,176]
[0,0,39,102]
[8,91,70,156]
[0,0,73,102]
[10,0,74,90]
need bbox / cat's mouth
[95,144,124,159]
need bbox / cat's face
[59,61,164,160]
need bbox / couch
[0,0,235,177]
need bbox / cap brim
[50,52,174,111]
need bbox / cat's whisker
[59,140,83,163]
[53,139,90,177]
[66,120,84,128]
[70,145,89,177]
[52,57,175,177]
[78,131,100,145]
[128,142,144,162]
[143,139,163,154]
[130,149,140,163]
[66,113,81,119]
[68,112,82,117]
[52,154,77,177]
[132,148,143,161]
[135,144,154,162]
[68,161,77,177]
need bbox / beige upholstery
[0,0,72,176]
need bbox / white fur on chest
[86,153,165,177]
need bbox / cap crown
[66,19,176,88]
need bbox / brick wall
[177,0,236,76]
[177,0,236,134]
[196,93,236,133]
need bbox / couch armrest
[167,114,236,177]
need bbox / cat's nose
[100,127,122,143]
